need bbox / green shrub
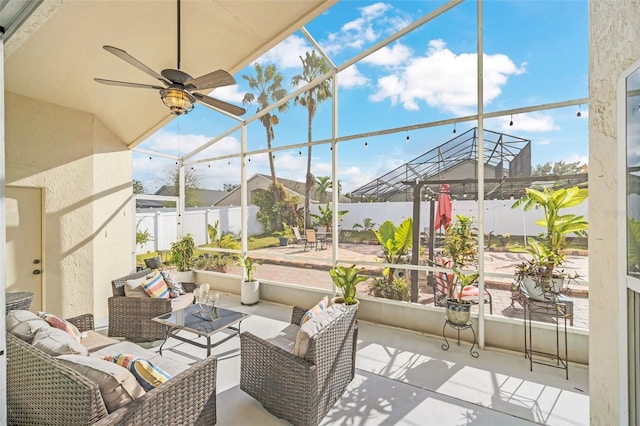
[368,276,409,301]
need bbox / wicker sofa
[240,303,358,426]
[6,313,217,425]
[108,268,194,341]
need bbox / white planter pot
[520,275,566,301]
[241,279,260,305]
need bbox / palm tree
[291,51,332,226]
[242,63,289,184]
[315,176,332,203]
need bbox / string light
[453,123,457,134]
[577,104,582,117]
[364,141,368,148]
[208,162,211,168]
[509,114,513,126]
[227,161,231,165]
[149,156,152,160]
[299,150,302,157]
[406,135,410,143]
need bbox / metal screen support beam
[411,183,422,302]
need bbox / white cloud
[498,113,558,132]
[255,35,312,69]
[323,2,408,56]
[362,42,412,67]
[369,39,525,114]
[538,138,551,146]
[338,64,369,88]
[207,84,245,103]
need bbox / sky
[133,0,589,196]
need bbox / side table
[442,319,479,358]
[6,292,34,311]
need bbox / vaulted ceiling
[3,0,336,146]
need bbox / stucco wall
[589,1,640,424]
[5,92,133,322]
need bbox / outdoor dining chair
[305,229,325,251]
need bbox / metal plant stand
[442,319,479,358]
[523,294,572,379]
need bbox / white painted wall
[5,92,132,323]
[589,1,640,423]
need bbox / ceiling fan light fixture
[160,87,195,115]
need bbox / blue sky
[134,0,588,195]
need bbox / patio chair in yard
[291,226,307,246]
[304,229,325,251]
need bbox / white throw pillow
[57,354,146,413]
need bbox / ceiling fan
[94,0,245,117]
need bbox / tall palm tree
[315,176,332,203]
[291,51,332,226]
[242,63,288,184]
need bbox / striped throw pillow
[141,271,170,299]
[37,311,82,342]
[100,354,171,391]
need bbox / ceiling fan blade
[94,78,165,90]
[193,93,246,116]
[103,45,170,85]
[185,69,236,91]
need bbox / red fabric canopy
[434,183,452,231]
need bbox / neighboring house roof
[214,173,349,206]
[137,186,228,208]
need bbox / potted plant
[329,264,369,307]
[238,255,263,305]
[372,217,413,286]
[169,233,196,282]
[440,214,479,321]
[274,222,294,246]
[512,186,588,301]
[445,269,480,325]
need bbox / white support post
[241,124,248,270]
[178,163,185,238]
[476,0,486,349]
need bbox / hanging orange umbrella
[434,182,452,231]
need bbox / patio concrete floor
[226,243,589,329]
[139,294,589,425]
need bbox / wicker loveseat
[6,313,217,425]
[109,268,194,341]
[240,303,358,426]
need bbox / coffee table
[152,304,249,356]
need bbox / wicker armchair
[240,305,358,426]
[108,268,173,341]
[6,313,217,425]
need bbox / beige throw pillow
[57,354,146,413]
[32,327,89,356]
[6,310,50,342]
[293,304,347,358]
[124,276,150,298]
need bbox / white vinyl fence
[136,206,263,253]
[136,200,589,254]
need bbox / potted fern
[238,255,263,305]
[329,264,368,308]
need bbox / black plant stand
[523,293,572,379]
[442,319,479,358]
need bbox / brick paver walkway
[226,242,589,329]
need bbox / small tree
[254,183,303,233]
[373,218,413,286]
